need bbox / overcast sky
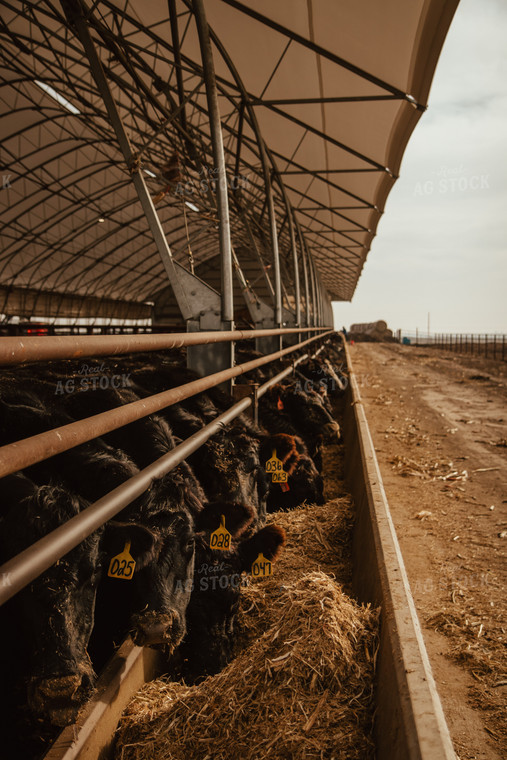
[332,0,507,336]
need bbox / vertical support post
[314,264,322,326]
[191,0,234,387]
[267,169,283,347]
[192,0,233,328]
[296,221,311,338]
[288,211,301,329]
[308,250,317,327]
[168,0,188,136]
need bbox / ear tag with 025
[108,541,136,580]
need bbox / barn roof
[0,0,459,320]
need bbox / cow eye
[184,537,195,553]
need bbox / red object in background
[277,397,284,411]
[350,340,355,345]
[19,322,49,335]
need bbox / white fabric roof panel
[0,0,459,318]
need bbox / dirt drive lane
[349,342,506,760]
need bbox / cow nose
[36,674,81,700]
[134,620,170,646]
[29,671,94,727]
[132,611,182,648]
[323,421,341,441]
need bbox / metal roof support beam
[218,0,424,108]
[178,5,285,355]
[188,0,236,386]
[250,95,401,106]
[60,0,195,320]
[167,0,196,161]
[192,0,233,326]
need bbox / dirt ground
[349,342,506,760]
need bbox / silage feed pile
[114,502,379,760]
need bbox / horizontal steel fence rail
[0,347,317,607]
[400,331,506,360]
[0,330,333,479]
[0,326,329,366]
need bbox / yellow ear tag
[251,552,272,578]
[108,541,136,580]
[271,469,288,484]
[265,449,284,475]
[209,514,232,551]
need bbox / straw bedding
[114,501,379,760]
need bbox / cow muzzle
[131,610,184,649]
[29,668,95,726]
[323,421,341,442]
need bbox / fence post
[485,334,488,358]
[503,335,505,362]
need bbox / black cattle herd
[0,335,345,751]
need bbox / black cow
[0,473,165,728]
[186,424,268,528]
[169,502,286,683]
[259,382,340,470]
[0,474,100,727]
[0,385,201,670]
[258,432,324,511]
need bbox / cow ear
[195,502,254,538]
[102,521,158,570]
[238,524,286,572]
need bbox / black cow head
[282,383,339,441]
[0,477,100,727]
[94,507,196,653]
[192,428,267,526]
[267,454,325,512]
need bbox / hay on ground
[115,573,378,760]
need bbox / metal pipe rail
[0,347,317,607]
[0,326,330,366]
[0,330,333,479]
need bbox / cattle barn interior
[0,2,460,759]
